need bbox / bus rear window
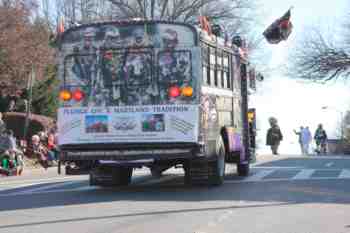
[100,50,152,87]
[157,50,195,104]
[64,51,152,87]
[158,50,192,86]
[64,54,98,86]
[63,50,154,106]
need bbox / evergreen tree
[31,64,59,118]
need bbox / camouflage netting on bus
[59,23,197,107]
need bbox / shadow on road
[0,156,349,218]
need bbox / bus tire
[208,138,226,186]
[112,167,133,186]
[89,171,97,186]
[237,163,250,176]
[65,165,72,175]
[184,160,208,186]
[150,167,162,178]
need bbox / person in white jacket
[294,126,304,154]
[301,126,312,155]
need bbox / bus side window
[207,66,211,85]
[223,52,231,89]
[232,55,239,91]
[217,50,223,88]
[202,44,210,85]
[209,47,216,87]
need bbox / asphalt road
[1,154,350,233]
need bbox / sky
[251,0,350,154]
[39,0,349,154]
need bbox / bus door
[248,108,256,161]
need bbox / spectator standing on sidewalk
[47,133,58,162]
[0,112,6,135]
[314,124,328,154]
[294,126,304,154]
[7,99,16,112]
[266,117,283,155]
[302,126,312,155]
[31,135,49,169]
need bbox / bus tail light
[169,86,181,98]
[72,89,85,101]
[181,86,193,97]
[59,90,72,101]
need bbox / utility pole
[23,66,35,140]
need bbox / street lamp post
[321,106,344,140]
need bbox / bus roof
[60,20,198,43]
[58,19,247,62]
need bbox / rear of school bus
[57,21,207,186]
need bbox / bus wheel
[112,167,133,186]
[184,157,212,186]
[89,171,97,186]
[208,140,226,186]
[237,163,250,176]
[150,167,162,178]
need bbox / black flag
[263,8,293,44]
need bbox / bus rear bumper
[59,143,204,162]
[61,148,198,161]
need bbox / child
[15,153,24,175]
[0,152,10,176]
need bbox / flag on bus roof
[263,8,293,44]
[57,17,65,35]
[199,16,212,35]
[49,17,65,48]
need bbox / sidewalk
[0,167,59,181]
[0,157,58,179]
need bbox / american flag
[263,8,293,44]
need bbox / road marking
[252,166,304,169]
[325,162,334,167]
[14,181,78,195]
[292,169,315,180]
[0,186,100,197]
[0,176,86,186]
[244,170,275,182]
[339,169,350,179]
[0,183,41,190]
[224,176,350,184]
[0,175,180,197]
[3,168,350,196]
[306,156,350,159]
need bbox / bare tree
[107,0,256,35]
[53,0,114,27]
[287,5,350,84]
[45,0,263,69]
[46,0,259,53]
[289,26,350,82]
[0,0,54,87]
